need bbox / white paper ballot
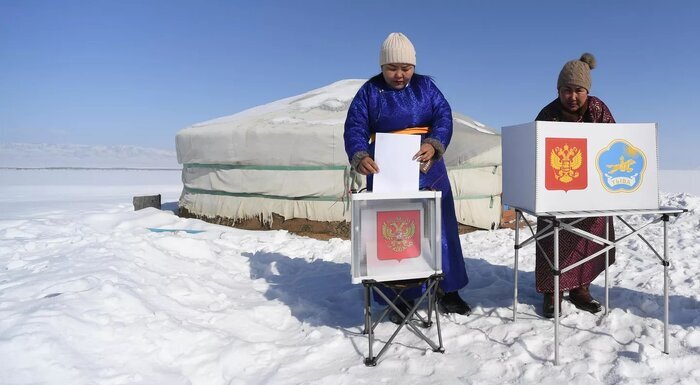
[372,133,420,193]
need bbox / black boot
[438,291,471,315]
[388,299,415,325]
[542,292,563,318]
[569,284,602,314]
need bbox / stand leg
[663,217,670,354]
[513,210,520,322]
[554,223,560,366]
[365,283,376,365]
[605,216,610,316]
[424,280,434,328]
[363,284,370,334]
[362,275,446,365]
[371,283,439,362]
[433,278,444,352]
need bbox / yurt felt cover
[175,80,502,230]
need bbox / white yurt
[175,79,502,233]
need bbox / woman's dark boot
[438,291,471,315]
[542,292,563,318]
[569,284,602,314]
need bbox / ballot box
[350,191,442,284]
[502,121,659,213]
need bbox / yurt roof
[176,79,500,168]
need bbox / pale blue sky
[2,0,698,169]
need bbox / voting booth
[503,121,660,213]
[351,190,445,366]
[503,121,685,365]
[351,191,442,283]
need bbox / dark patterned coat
[535,96,616,293]
[344,74,468,295]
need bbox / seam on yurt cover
[446,163,500,171]
[184,163,347,171]
[453,194,498,208]
[184,186,342,201]
[453,194,497,200]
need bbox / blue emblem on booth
[596,140,647,192]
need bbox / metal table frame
[361,274,445,366]
[511,206,686,365]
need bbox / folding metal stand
[511,207,686,365]
[361,273,445,366]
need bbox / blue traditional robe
[344,74,469,297]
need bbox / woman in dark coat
[535,53,616,318]
[344,32,470,323]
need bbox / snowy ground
[1,169,699,385]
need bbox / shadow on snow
[243,251,699,330]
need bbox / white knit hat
[380,32,416,66]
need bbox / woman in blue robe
[344,32,470,323]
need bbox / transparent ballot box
[351,191,442,284]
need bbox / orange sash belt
[369,126,430,143]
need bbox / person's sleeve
[599,99,616,123]
[535,100,554,121]
[343,85,371,170]
[424,80,452,160]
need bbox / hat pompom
[580,53,596,70]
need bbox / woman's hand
[357,156,379,175]
[413,143,435,162]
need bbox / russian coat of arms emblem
[545,137,588,191]
[376,210,421,261]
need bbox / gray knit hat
[380,32,416,66]
[557,53,597,91]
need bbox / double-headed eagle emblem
[550,144,582,183]
[381,217,416,252]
